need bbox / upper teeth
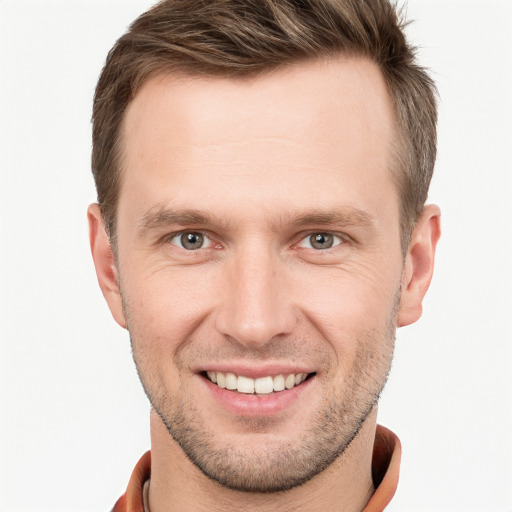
[206,371,308,394]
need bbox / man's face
[112,57,405,491]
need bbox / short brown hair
[92,0,437,249]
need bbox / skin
[89,56,440,511]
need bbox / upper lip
[195,363,315,379]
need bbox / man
[88,0,440,510]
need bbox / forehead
[118,57,398,229]
[122,56,395,152]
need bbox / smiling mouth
[204,371,315,395]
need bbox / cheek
[292,264,400,367]
[121,263,221,350]
[296,262,401,325]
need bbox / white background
[0,1,510,511]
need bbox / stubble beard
[126,296,398,494]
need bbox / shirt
[112,424,401,512]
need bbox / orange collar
[363,425,402,511]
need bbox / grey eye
[297,232,343,251]
[309,233,334,249]
[179,232,204,250]
[169,231,215,251]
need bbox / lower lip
[201,375,315,417]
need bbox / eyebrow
[289,209,375,229]
[137,207,230,234]
[137,205,375,235]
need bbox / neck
[147,408,377,512]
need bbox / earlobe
[87,204,127,329]
[397,204,441,327]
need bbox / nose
[215,243,297,348]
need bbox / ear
[397,204,441,327]
[87,203,127,329]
